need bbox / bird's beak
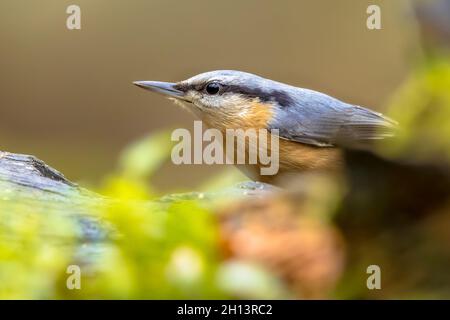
[133,81,189,101]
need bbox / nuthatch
[134,70,397,184]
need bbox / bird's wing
[267,89,398,148]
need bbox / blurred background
[0,0,422,190]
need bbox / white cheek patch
[168,98,193,113]
[201,96,223,108]
[168,97,184,107]
[202,94,252,110]
[168,95,205,118]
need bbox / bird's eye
[205,82,220,95]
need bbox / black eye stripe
[222,85,294,107]
[175,82,293,107]
[173,83,189,92]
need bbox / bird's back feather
[268,87,398,148]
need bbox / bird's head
[134,70,291,128]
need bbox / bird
[133,70,397,185]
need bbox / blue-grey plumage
[267,87,398,148]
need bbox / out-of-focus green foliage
[0,133,285,299]
[69,200,225,299]
[381,56,450,163]
[0,200,77,299]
